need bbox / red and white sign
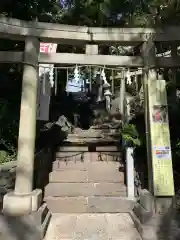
[40,43,57,53]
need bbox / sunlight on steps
[44,213,142,240]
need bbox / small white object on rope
[101,68,112,97]
[126,69,132,85]
[101,68,110,88]
[74,65,80,84]
[49,67,54,88]
[101,68,107,84]
[93,67,98,78]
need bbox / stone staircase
[43,130,142,240]
[44,130,134,213]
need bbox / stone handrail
[0,17,179,43]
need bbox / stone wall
[0,161,16,209]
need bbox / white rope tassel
[49,67,54,88]
[101,68,108,85]
[74,65,80,84]
[126,69,132,85]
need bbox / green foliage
[0,0,62,163]
[121,123,141,148]
[0,99,18,163]
[0,149,16,164]
[59,0,180,27]
[127,0,180,26]
[1,0,180,27]
[0,0,62,22]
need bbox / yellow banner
[148,80,174,196]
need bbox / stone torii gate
[0,17,179,238]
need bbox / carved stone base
[132,189,175,240]
[0,203,51,240]
[131,211,158,240]
[3,189,42,216]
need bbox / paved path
[44,213,142,240]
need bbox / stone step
[45,196,134,213]
[57,146,88,152]
[55,151,122,162]
[45,183,126,197]
[56,151,85,161]
[53,161,88,171]
[52,160,124,171]
[44,213,142,240]
[56,145,120,152]
[49,168,124,183]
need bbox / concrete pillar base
[0,203,51,240]
[132,189,175,240]
[3,189,42,216]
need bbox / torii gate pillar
[133,36,175,240]
[3,37,42,215]
[142,37,174,203]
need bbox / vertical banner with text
[36,43,57,121]
[147,79,174,196]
